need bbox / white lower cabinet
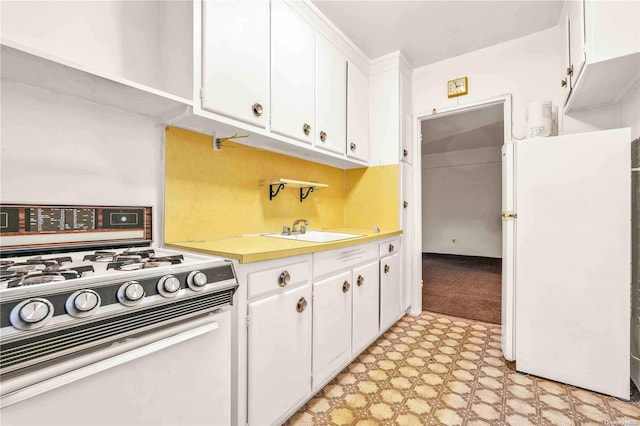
[380,239,402,331]
[352,261,380,355]
[240,238,401,424]
[246,274,312,425]
[312,270,352,390]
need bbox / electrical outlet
[212,133,222,151]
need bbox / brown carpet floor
[422,253,502,325]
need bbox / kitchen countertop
[165,227,402,263]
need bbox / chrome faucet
[291,219,309,234]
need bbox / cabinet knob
[342,281,351,293]
[303,123,311,136]
[252,103,263,117]
[278,270,290,287]
[350,142,356,152]
[389,244,394,253]
[403,149,409,158]
[566,65,573,76]
[403,201,408,208]
[356,275,364,287]
[561,79,567,88]
[384,264,390,274]
[320,131,327,142]
[296,297,307,313]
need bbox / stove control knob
[117,281,146,306]
[66,289,101,318]
[10,298,54,330]
[158,275,181,298]
[19,300,51,323]
[187,271,208,291]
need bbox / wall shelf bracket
[300,187,314,203]
[269,183,286,200]
[259,178,329,202]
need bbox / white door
[514,128,631,399]
[315,35,346,154]
[247,285,312,426]
[312,271,352,390]
[201,0,269,127]
[346,61,369,162]
[352,261,379,355]
[501,142,515,361]
[380,252,401,331]
[270,1,314,144]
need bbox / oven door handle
[1,313,224,408]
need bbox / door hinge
[246,315,250,328]
[501,211,517,221]
[200,88,205,99]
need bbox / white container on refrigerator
[502,127,631,400]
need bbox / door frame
[409,94,512,314]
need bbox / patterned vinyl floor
[286,312,640,425]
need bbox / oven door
[0,309,231,426]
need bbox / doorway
[419,101,506,324]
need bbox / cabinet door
[346,61,369,162]
[312,270,352,390]
[560,13,572,105]
[270,1,314,144]
[352,261,379,355]
[380,252,401,331]
[315,35,346,154]
[202,0,269,128]
[402,163,413,311]
[400,71,412,164]
[247,284,311,426]
[567,0,586,88]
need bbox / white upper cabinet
[270,1,315,144]
[201,0,269,128]
[314,36,347,154]
[561,0,640,112]
[560,13,572,103]
[346,62,369,162]
[567,0,586,90]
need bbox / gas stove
[0,204,237,379]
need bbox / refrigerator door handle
[501,211,517,220]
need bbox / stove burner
[147,255,184,265]
[106,261,144,271]
[26,256,72,266]
[6,264,47,273]
[113,254,143,262]
[83,251,116,262]
[21,273,68,286]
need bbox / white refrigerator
[501,127,632,400]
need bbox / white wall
[620,86,640,140]
[412,25,637,140]
[422,146,502,258]
[0,80,164,240]
[413,27,562,139]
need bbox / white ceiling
[311,0,564,68]
[421,103,504,154]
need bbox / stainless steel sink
[262,230,363,243]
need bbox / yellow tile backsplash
[345,165,399,232]
[164,127,399,243]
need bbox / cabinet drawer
[248,261,310,300]
[313,242,378,280]
[379,238,400,258]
